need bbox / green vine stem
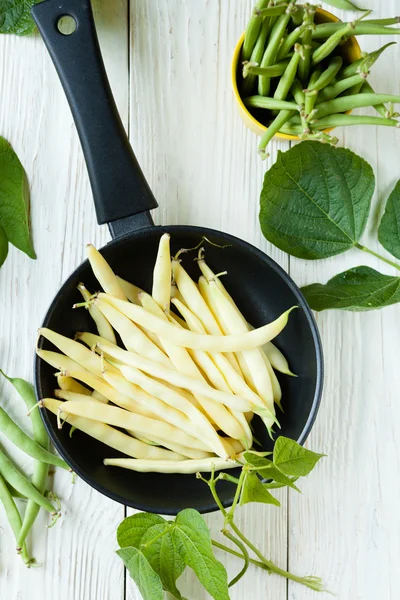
[222,530,250,587]
[356,243,400,271]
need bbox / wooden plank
[126,1,289,598]
[0,2,128,599]
[287,2,400,598]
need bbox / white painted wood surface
[0,1,399,598]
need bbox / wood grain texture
[1,0,399,599]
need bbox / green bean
[316,74,365,103]
[274,44,302,101]
[279,123,303,135]
[312,114,400,129]
[291,79,310,133]
[244,96,299,110]
[304,67,321,119]
[255,5,289,18]
[242,0,270,61]
[360,81,397,118]
[312,23,400,39]
[297,6,316,84]
[0,406,69,470]
[315,93,400,119]
[258,109,295,158]
[307,56,343,92]
[276,24,306,61]
[290,5,304,27]
[312,22,354,65]
[258,1,296,96]
[243,58,290,78]
[6,481,28,499]
[0,473,32,564]
[0,447,58,514]
[242,17,271,96]
[339,42,396,79]
[366,17,400,26]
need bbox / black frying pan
[32,0,323,515]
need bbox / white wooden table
[1,1,399,598]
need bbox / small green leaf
[240,472,281,507]
[302,266,400,311]
[273,437,325,477]
[378,180,400,260]
[321,0,366,10]
[259,142,375,260]
[260,466,301,492]
[0,222,8,267]
[0,137,35,258]
[117,547,164,600]
[174,509,229,600]
[243,451,273,470]
[0,0,37,36]
[141,524,185,600]
[117,513,166,548]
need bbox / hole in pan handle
[31,0,158,238]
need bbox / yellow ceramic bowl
[232,8,362,140]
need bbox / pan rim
[34,224,324,514]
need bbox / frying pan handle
[31,0,157,229]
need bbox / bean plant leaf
[378,180,400,260]
[273,437,325,477]
[321,0,366,10]
[243,451,273,470]
[259,141,375,260]
[240,472,281,507]
[302,266,400,311]
[0,0,38,36]
[0,137,35,258]
[0,223,8,267]
[173,509,230,600]
[141,524,186,600]
[117,513,166,548]
[117,547,164,600]
[259,465,301,492]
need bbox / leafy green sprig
[259,141,400,311]
[116,436,326,600]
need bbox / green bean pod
[339,42,396,79]
[258,1,296,96]
[312,22,353,65]
[291,79,310,133]
[243,58,290,78]
[277,24,306,61]
[360,81,392,118]
[244,96,298,110]
[0,473,33,564]
[242,17,271,96]
[366,17,400,26]
[308,56,343,92]
[316,73,365,103]
[0,448,58,514]
[312,113,400,129]
[242,0,271,61]
[255,5,290,18]
[312,23,400,39]
[304,67,322,118]
[274,44,303,101]
[315,93,400,119]
[0,406,69,470]
[258,109,295,158]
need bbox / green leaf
[0,222,8,267]
[301,266,400,311]
[141,524,186,600]
[273,437,325,477]
[0,137,35,258]
[173,509,229,600]
[259,141,375,260]
[240,472,281,507]
[0,0,37,36]
[117,513,166,549]
[117,547,164,600]
[321,0,366,10]
[378,180,400,260]
[260,465,301,492]
[243,451,273,470]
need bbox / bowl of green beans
[232,4,363,154]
